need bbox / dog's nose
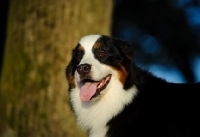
[77,64,91,75]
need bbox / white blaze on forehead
[78,34,101,65]
[79,34,101,51]
[79,34,101,48]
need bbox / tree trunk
[0,0,112,137]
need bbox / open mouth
[79,74,112,102]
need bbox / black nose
[77,64,91,75]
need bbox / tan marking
[78,45,84,51]
[67,73,76,88]
[93,42,101,49]
[110,64,128,85]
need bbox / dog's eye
[76,52,82,61]
[98,51,107,58]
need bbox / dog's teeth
[98,83,102,88]
[96,74,111,90]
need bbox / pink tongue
[80,82,98,102]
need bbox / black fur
[107,72,200,137]
[66,35,200,137]
[102,36,200,136]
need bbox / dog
[66,34,200,137]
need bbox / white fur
[70,35,138,137]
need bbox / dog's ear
[100,35,134,62]
[113,38,134,62]
[119,41,133,61]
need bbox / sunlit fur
[66,34,200,137]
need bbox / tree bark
[0,0,112,137]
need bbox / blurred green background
[0,0,112,137]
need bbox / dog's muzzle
[76,63,112,102]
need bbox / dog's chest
[70,83,137,137]
[89,126,108,137]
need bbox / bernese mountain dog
[66,34,200,137]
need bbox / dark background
[113,0,200,83]
[0,0,9,78]
[1,0,200,83]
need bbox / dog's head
[66,34,136,102]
